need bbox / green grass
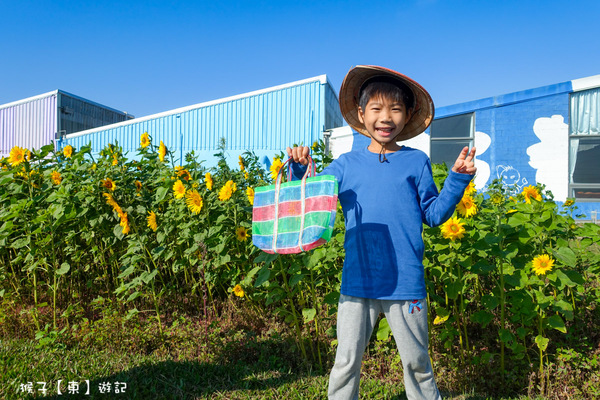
[1,337,537,400]
[0,301,593,399]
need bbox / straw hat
[339,65,435,141]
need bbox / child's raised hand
[286,146,310,165]
[452,146,477,175]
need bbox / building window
[569,88,600,200]
[429,113,474,167]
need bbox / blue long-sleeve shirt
[292,146,472,300]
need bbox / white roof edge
[0,90,59,110]
[66,75,331,140]
[571,74,600,92]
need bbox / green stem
[53,272,58,330]
[278,258,307,361]
[32,269,40,331]
[499,260,505,377]
[142,239,163,335]
[309,269,323,371]
[538,313,545,394]
[496,214,506,379]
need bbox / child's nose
[379,109,392,121]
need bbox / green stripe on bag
[252,211,333,235]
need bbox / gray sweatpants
[328,294,442,400]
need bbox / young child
[287,65,477,399]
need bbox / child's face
[357,94,412,152]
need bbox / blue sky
[2,0,600,118]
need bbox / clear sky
[2,0,600,119]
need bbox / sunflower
[102,178,117,191]
[218,181,237,201]
[522,185,541,204]
[147,211,158,231]
[158,141,167,162]
[26,150,32,161]
[112,155,119,166]
[464,181,476,196]
[235,226,249,242]
[135,180,142,192]
[140,132,150,148]
[63,145,73,158]
[173,179,186,199]
[270,157,283,180]
[457,195,477,217]
[205,172,213,190]
[490,193,504,206]
[532,254,554,276]
[175,166,191,181]
[120,212,130,235]
[563,199,575,207]
[51,171,62,185]
[441,217,466,241]
[185,190,204,214]
[226,180,237,192]
[219,184,233,201]
[232,284,245,298]
[103,193,123,216]
[246,187,255,205]
[8,146,26,166]
[238,155,245,171]
[311,141,319,151]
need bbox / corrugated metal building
[328,74,600,221]
[63,75,343,168]
[0,90,133,158]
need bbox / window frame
[429,112,475,168]
[568,89,600,201]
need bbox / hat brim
[339,65,434,141]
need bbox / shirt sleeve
[417,161,473,227]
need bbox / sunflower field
[1,134,599,397]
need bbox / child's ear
[357,107,365,124]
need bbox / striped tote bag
[252,156,338,254]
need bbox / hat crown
[339,65,434,141]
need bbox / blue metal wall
[63,76,343,168]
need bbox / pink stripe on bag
[269,238,328,254]
[252,195,338,222]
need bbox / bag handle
[272,156,315,253]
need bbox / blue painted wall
[474,93,569,189]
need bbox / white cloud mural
[526,115,569,201]
[474,131,491,190]
[402,131,430,156]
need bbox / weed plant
[1,137,599,398]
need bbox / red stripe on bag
[264,238,328,254]
[252,195,338,222]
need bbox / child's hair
[358,78,415,112]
